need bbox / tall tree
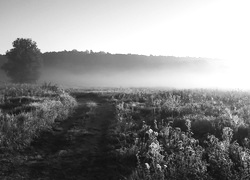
[2,38,43,83]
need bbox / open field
[1,85,250,179]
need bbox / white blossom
[148,129,153,134]
[145,163,150,169]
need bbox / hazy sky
[0,0,249,61]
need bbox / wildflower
[220,142,226,151]
[148,129,153,134]
[190,138,196,144]
[185,119,191,128]
[156,164,162,171]
[186,146,195,156]
[145,163,150,169]
[241,151,250,161]
[135,138,139,144]
[177,140,183,150]
[162,127,169,137]
[150,142,158,149]
[181,133,186,140]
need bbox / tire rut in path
[16,94,123,180]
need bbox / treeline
[0,51,216,87]
[1,51,212,73]
[0,55,8,82]
[44,50,211,72]
[0,55,6,67]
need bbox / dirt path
[0,93,134,180]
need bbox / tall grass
[0,83,77,151]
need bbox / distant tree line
[42,50,210,74]
[0,38,212,83]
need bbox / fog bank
[1,52,249,90]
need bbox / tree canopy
[1,38,43,83]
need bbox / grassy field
[1,86,250,179]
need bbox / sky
[0,0,249,60]
[0,0,250,89]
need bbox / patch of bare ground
[0,93,136,180]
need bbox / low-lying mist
[39,59,241,90]
[1,52,249,90]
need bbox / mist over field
[0,51,245,89]
[39,51,213,88]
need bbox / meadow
[109,88,250,179]
[1,85,250,179]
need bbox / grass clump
[0,83,77,151]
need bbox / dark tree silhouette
[2,38,43,83]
